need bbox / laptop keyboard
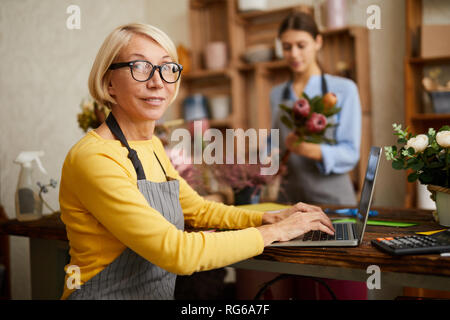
[302,223,350,242]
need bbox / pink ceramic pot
[204,42,227,70]
[327,0,347,29]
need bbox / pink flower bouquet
[279,92,341,144]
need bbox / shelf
[183,0,372,192]
[404,0,450,208]
[321,26,359,36]
[408,56,450,64]
[411,113,450,121]
[182,68,230,81]
[236,5,310,22]
[209,117,232,128]
[237,59,288,72]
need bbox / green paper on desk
[331,218,418,227]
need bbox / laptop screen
[355,146,382,240]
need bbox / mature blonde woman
[59,23,334,300]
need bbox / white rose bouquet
[385,123,450,188]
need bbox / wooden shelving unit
[404,0,450,208]
[176,0,372,194]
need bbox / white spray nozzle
[14,151,47,174]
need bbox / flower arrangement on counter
[77,97,110,132]
[210,153,282,204]
[279,92,341,145]
[165,147,207,194]
[211,163,275,193]
[384,123,450,188]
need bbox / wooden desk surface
[0,207,448,278]
[258,207,450,278]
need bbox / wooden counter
[1,206,449,298]
[0,211,67,241]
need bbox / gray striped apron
[275,74,356,206]
[68,113,184,299]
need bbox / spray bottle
[14,151,47,221]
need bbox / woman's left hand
[285,132,322,161]
[262,202,325,224]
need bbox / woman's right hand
[257,208,334,246]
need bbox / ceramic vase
[435,190,450,227]
[326,0,347,29]
[204,42,227,70]
[427,185,450,227]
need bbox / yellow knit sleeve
[151,137,265,229]
[64,139,264,275]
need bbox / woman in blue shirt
[271,12,362,206]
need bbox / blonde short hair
[88,23,180,108]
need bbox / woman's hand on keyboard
[262,202,325,224]
[258,205,335,246]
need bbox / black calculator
[371,229,450,256]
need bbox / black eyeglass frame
[109,60,183,83]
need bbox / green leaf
[408,172,418,182]
[419,173,433,184]
[311,96,322,105]
[305,135,323,144]
[392,160,404,170]
[280,115,293,129]
[428,162,444,169]
[302,92,311,101]
[411,161,424,171]
[426,147,438,156]
[314,101,325,114]
[279,104,292,114]
[323,107,342,117]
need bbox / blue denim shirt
[270,74,362,175]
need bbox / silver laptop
[270,146,382,247]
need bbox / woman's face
[280,29,322,74]
[108,33,176,122]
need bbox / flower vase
[427,185,450,227]
[233,186,261,205]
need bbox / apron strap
[105,113,171,181]
[321,72,328,94]
[106,113,147,180]
[282,71,328,100]
[153,150,171,181]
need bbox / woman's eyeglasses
[109,60,183,83]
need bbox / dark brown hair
[278,11,320,39]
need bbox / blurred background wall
[0,0,447,299]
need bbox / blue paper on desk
[324,208,378,217]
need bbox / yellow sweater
[59,131,265,299]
